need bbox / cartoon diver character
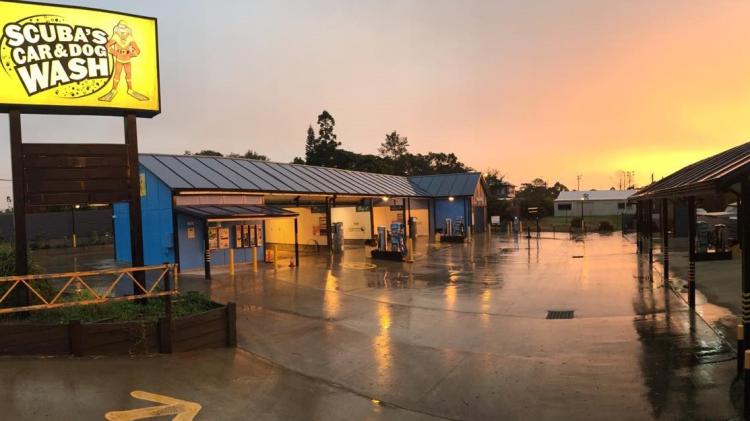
[98,20,149,102]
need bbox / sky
[1,0,750,204]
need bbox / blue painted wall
[177,214,265,270]
[434,198,469,234]
[113,166,175,265]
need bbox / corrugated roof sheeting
[631,141,750,200]
[175,204,298,219]
[141,154,429,197]
[408,172,482,197]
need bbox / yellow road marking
[105,390,201,421]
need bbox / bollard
[745,350,750,420]
[273,245,279,269]
[252,246,258,271]
[229,248,235,275]
[739,324,745,377]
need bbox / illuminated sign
[0,1,160,117]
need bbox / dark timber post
[635,201,642,253]
[204,220,212,280]
[8,111,28,281]
[647,199,653,265]
[741,179,750,384]
[369,198,375,239]
[326,196,333,254]
[661,198,669,283]
[688,196,697,308]
[401,198,407,236]
[294,217,299,267]
[124,114,145,293]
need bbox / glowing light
[381,196,389,202]
[448,196,455,202]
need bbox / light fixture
[74,204,81,209]
[381,196,389,202]
[448,196,455,202]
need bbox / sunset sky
[1,0,750,203]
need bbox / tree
[305,112,342,166]
[243,150,268,161]
[379,131,409,160]
[484,169,514,221]
[194,150,223,157]
[515,178,568,217]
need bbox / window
[557,203,572,211]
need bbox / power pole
[577,175,582,191]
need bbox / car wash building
[113,154,489,273]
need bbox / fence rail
[0,264,178,315]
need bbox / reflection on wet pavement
[191,233,738,420]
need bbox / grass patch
[0,291,221,324]
[523,215,625,231]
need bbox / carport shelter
[629,141,750,392]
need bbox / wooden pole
[326,197,333,254]
[369,198,375,240]
[8,110,28,307]
[660,199,669,284]
[124,114,145,293]
[294,217,299,267]
[204,221,212,280]
[741,180,750,383]
[688,196,696,308]
[647,199,653,265]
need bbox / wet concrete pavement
[0,234,741,419]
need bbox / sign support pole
[8,110,29,305]
[124,113,145,293]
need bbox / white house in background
[553,190,638,217]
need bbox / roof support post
[688,196,696,308]
[741,179,750,384]
[294,217,299,268]
[369,198,375,240]
[326,197,333,254]
[647,199,653,266]
[204,219,212,281]
[635,201,642,254]
[661,198,669,284]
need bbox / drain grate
[546,310,575,319]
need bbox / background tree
[485,169,513,221]
[515,178,568,217]
[379,131,409,160]
[193,150,223,157]
[305,111,341,166]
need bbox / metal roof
[555,190,637,202]
[631,141,750,201]
[175,205,298,219]
[407,172,483,197]
[140,154,429,197]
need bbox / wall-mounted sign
[207,227,218,250]
[218,227,230,249]
[0,1,160,117]
[310,205,326,214]
[139,172,146,196]
[389,205,404,211]
[355,205,370,212]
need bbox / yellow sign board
[0,1,160,117]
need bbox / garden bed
[0,292,236,356]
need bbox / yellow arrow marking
[105,390,202,421]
